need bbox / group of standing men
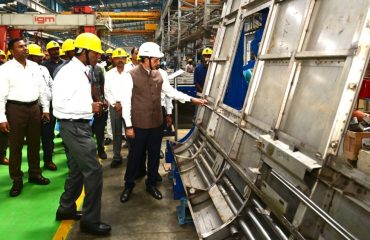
[0,37,78,198]
[0,32,207,236]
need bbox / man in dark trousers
[0,49,9,166]
[120,42,207,202]
[0,38,51,197]
[40,40,64,170]
[91,61,108,160]
[53,33,111,236]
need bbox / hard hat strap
[85,49,91,66]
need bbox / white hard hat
[138,42,164,58]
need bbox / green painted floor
[0,137,67,240]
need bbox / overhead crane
[61,11,161,21]
[110,29,155,35]
[0,12,111,50]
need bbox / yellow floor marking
[52,189,85,240]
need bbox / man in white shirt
[0,38,51,197]
[28,43,58,171]
[0,49,9,166]
[120,42,207,203]
[104,48,128,168]
[52,33,111,236]
[124,47,139,72]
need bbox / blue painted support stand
[176,197,193,225]
[166,135,194,225]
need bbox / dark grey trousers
[58,121,103,224]
[109,106,124,161]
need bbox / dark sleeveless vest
[129,64,163,129]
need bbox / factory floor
[67,130,198,240]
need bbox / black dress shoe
[120,187,133,203]
[44,161,57,171]
[9,180,23,197]
[156,173,162,182]
[98,151,107,160]
[28,175,50,185]
[110,160,122,168]
[146,186,162,200]
[80,221,111,236]
[56,210,82,221]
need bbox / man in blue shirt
[194,47,213,92]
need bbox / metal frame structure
[157,0,223,67]
[172,0,370,239]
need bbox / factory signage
[34,15,56,25]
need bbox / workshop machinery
[170,0,370,239]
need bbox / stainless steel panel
[235,132,261,174]
[303,0,370,51]
[322,193,367,239]
[209,63,227,98]
[219,22,236,58]
[182,168,208,190]
[192,200,224,234]
[249,60,290,127]
[267,0,308,54]
[214,118,238,154]
[209,185,235,223]
[280,60,345,154]
[201,108,213,130]
[229,0,241,14]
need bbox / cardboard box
[344,130,370,160]
[358,150,370,174]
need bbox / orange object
[352,110,368,121]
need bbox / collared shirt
[52,57,93,120]
[39,65,53,101]
[124,62,137,73]
[41,58,64,78]
[159,68,173,115]
[105,67,125,107]
[122,65,192,127]
[0,59,49,122]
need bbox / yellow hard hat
[74,33,104,54]
[28,43,45,57]
[106,48,113,54]
[62,39,75,52]
[6,50,11,61]
[202,47,213,55]
[112,48,128,58]
[46,40,60,50]
[59,49,65,56]
[0,49,5,56]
